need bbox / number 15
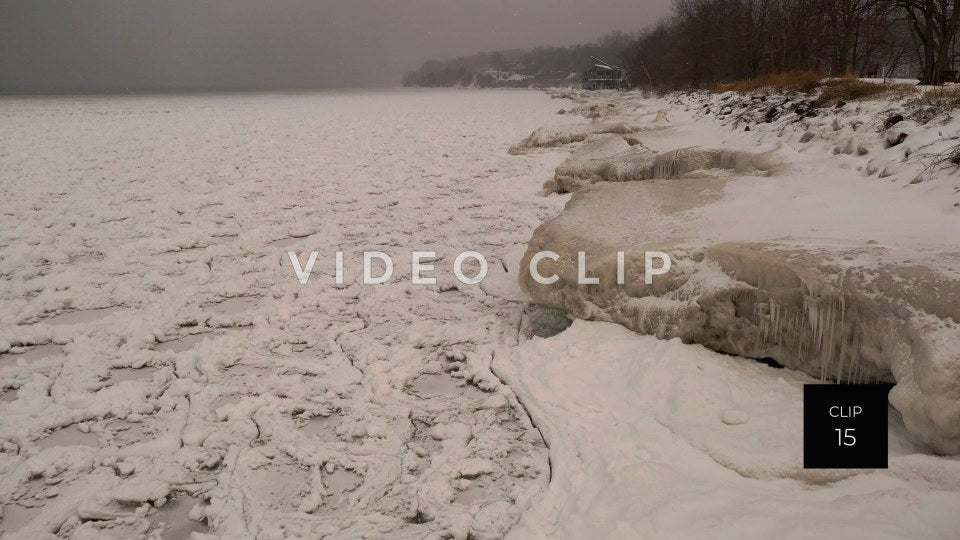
[835,428,856,446]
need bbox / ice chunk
[553,144,787,193]
[509,121,635,154]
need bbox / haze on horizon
[0,0,671,92]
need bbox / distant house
[583,57,626,90]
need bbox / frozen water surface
[269,235,313,248]
[205,296,258,315]
[43,306,124,325]
[0,89,564,538]
[107,366,157,384]
[0,503,47,537]
[154,333,210,352]
[0,344,64,363]
[35,426,99,449]
[407,373,473,397]
[299,413,342,440]
[151,495,207,539]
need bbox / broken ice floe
[0,91,565,537]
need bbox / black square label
[803,384,892,469]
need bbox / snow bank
[517,89,960,454]
[493,320,960,539]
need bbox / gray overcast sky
[0,0,671,91]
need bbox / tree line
[405,0,960,89]
[631,0,959,87]
[401,33,634,88]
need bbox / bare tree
[898,0,960,83]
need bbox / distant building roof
[583,56,626,89]
[589,56,621,71]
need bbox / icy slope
[494,320,960,539]
[518,89,960,453]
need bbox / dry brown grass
[919,86,960,109]
[712,72,921,106]
[814,78,916,106]
[712,70,823,93]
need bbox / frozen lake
[0,89,569,538]
[6,87,958,539]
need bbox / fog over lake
[0,0,671,92]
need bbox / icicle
[825,298,838,382]
[839,330,848,382]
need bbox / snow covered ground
[0,90,568,538]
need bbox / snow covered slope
[494,320,960,539]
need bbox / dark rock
[884,114,905,129]
[793,102,817,119]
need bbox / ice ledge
[550,134,788,194]
[519,181,960,454]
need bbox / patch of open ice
[43,307,124,326]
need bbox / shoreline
[498,87,960,537]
